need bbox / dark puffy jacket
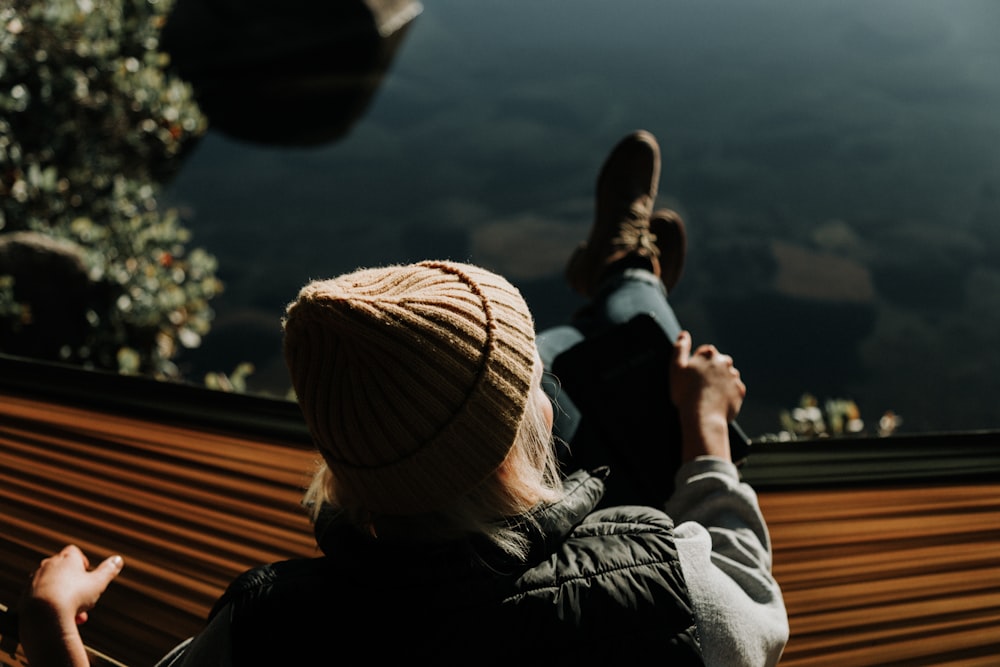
[212,469,704,665]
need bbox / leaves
[0,0,219,379]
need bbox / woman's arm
[667,458,789,667]
[18,545,124,667]
[666,331,789,666]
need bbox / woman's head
[283,261,562,533]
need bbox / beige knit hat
[282,260,538,515]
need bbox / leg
[538,131,688,479]
[537,267,683,445]
[570,266,682,341]
[539,130,687,368]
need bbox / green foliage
[0,0,220,379]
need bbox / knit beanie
[282,260,538,515]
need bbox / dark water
[163,0,1000,439]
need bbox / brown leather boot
[649,208,687,293]
[565,130,662,297]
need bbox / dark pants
[536,268,684,506]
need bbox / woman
[18,131,788,666]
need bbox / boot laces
[611,204,659,257]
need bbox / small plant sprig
[765,393,902,441]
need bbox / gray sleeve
[664,457,789,667]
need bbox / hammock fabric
[1,355,998,665]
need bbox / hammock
[2,353,998,665]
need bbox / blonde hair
[303,382,565,561]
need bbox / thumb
[75,555,124,625]
[673,330,692,368]
[96,554,125,583]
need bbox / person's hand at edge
[670,330,747,463]
[19,544,124,667]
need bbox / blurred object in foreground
[161,0,424,146]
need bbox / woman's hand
[670,330,747,462]
[19,545,124,667]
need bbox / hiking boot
[566,130,662,297]
[649,208,687,293]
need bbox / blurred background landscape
[164,0,1000,438]
[4,0,999,439]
